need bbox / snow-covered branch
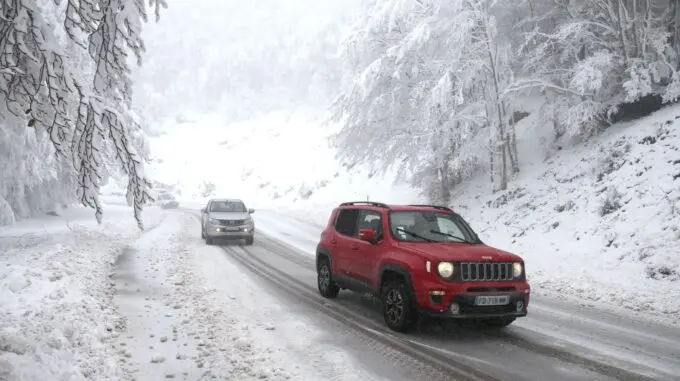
[332,0,680,202]
[0,0,163,227]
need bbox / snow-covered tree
[333,0,680,200]
[0,0,166,228]
[517,0,680,137]
[332,0,520,196]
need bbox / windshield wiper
[429,230,474,244]
[397,229,436,243]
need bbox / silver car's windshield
[210,201,246,213]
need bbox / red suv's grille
[460,262,513,282]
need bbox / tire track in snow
[234,232,661,381]
[221,243,498,381]
[183,208,666,380]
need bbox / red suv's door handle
[330,239,337,245]
[350,245,359,251]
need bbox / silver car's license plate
[474,295,510,306]
[225,226,240,231]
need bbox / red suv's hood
[397,242,522,262]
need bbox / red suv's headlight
[437,261,455,278]
[512,262,523,278]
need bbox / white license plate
[474,295,510,306]
[224,227,240,231]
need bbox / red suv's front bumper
[414,280,531,319]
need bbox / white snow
[0,204,394,380]
[4,105,679,381]
[0,205,165,381]
[134,105,680,326]
[111,209,390,380]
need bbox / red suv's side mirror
[359,228,377,243]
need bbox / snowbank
[451,106,680,322]
[0,205,164,380]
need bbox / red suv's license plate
[474,295,510,306]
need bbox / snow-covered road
[253,209,680,381]
[111,210,411,381]
[3,205,679,381]
[0,206,414,381]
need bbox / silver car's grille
[460,262,513,282]
[219,219,245,226]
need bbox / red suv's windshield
[388,211,479,243]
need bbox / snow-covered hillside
[117,105,680,325]
[124,112,417,206]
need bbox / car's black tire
[201,227,205,239]
[481,317,516,328]
[381,281,418,332]
[245,236,254,246]
[317,257,340,298]
[205,236,213,245]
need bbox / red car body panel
[316,202,531,319]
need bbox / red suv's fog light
[450,303,460,314]
[428,290,445,305]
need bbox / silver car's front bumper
[206,223,254,239]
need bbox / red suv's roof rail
[407,204,453,212]
[339,201,390,209]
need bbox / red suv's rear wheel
[317,258,340,298]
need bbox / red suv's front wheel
[381,281,418,332]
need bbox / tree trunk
[489,137,495,189]
[484,18,508,191]
[615,0,631,65]
[438,165,451,204]
[499,137,508,191]
[668,0,680,68]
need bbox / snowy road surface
[3,206,679,381]
[110,210,426,381]
[252,209,680,381]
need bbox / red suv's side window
[334,208,359,236]
[357,210,383,241]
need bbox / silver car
[200,198,255,245]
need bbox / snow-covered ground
[131,105,680,326]
[112,210,392,381]
[0,204,396,381]
[0,205,165,380]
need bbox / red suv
[315,201,530,332]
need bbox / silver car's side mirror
[248,208,255,214]
[200,208,206,213]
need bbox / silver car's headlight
[513,262,523,277]
[208,218,219,224]
[437,262,454,278]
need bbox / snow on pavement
[254,210,322,255]
[113,209,394,381]
[0,205,165,381]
